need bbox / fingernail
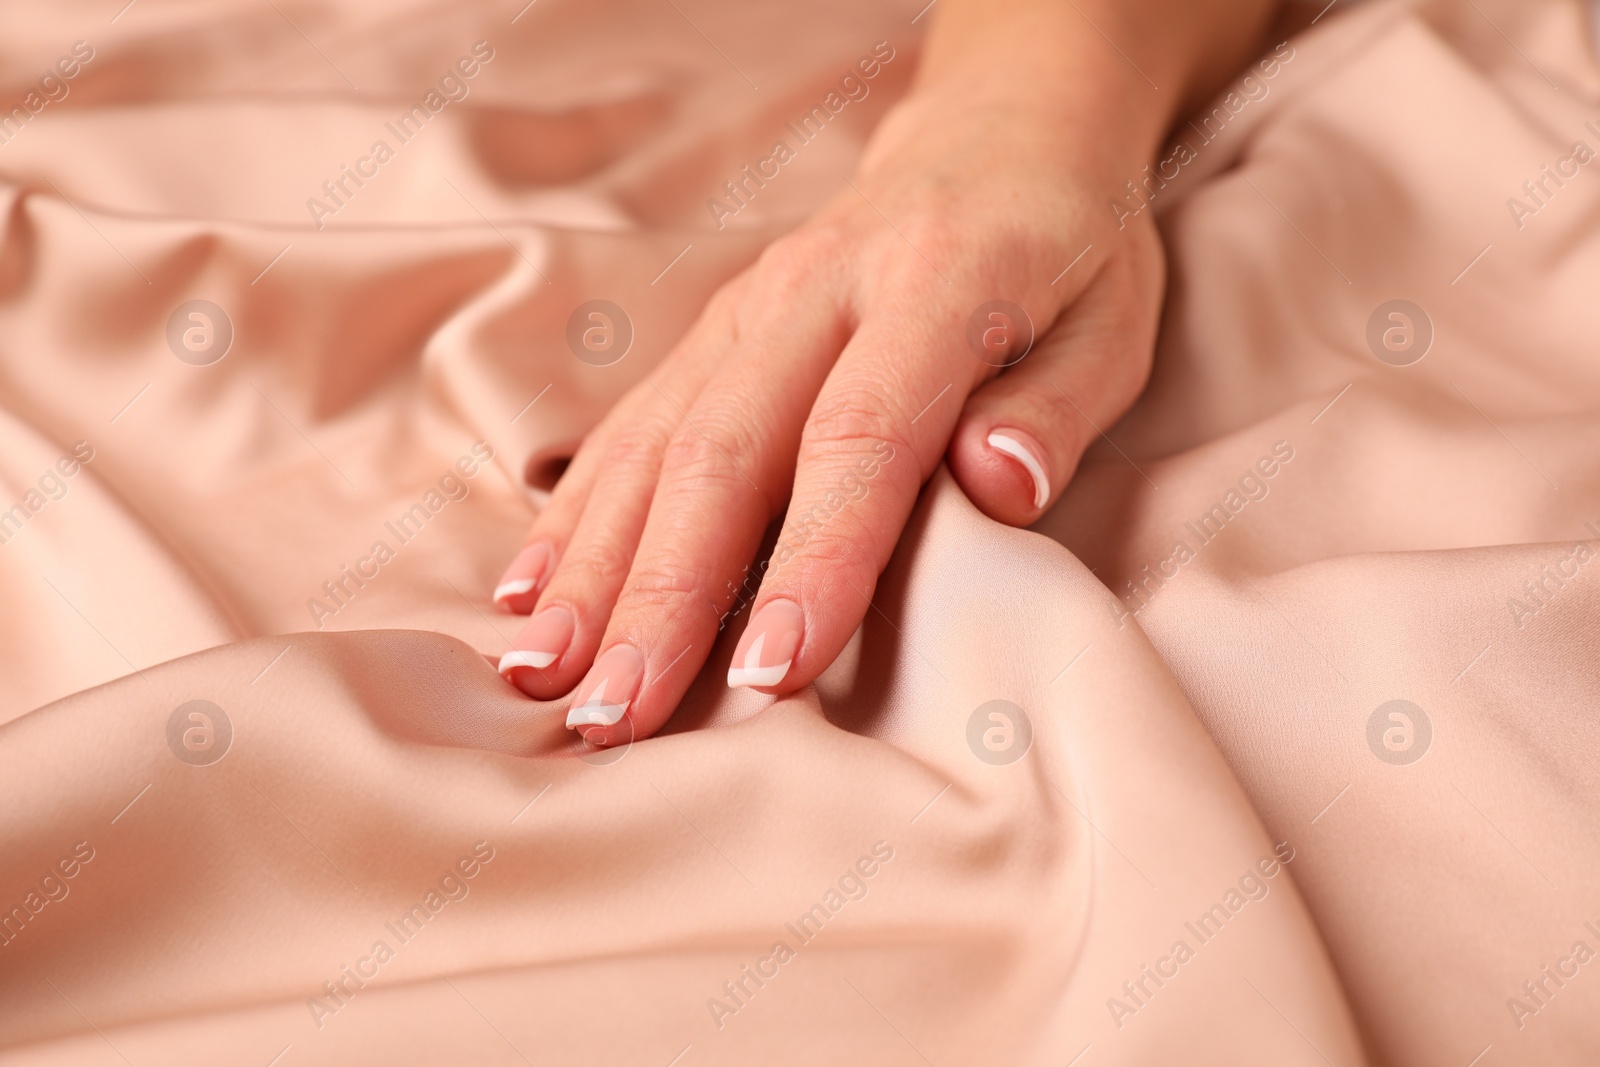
[494,542,553,612]
[498,606,575,680]
[987,428,1050,510]
[567,643,645,729]
[727,598,803,689]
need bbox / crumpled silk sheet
[1,0,1597,1063]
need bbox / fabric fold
[1,0,1598,1062]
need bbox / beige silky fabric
[0,0,1595,1063]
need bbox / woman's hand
[492,0,1280,745]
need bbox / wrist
[857,71,1166,216]
[914,0,1281,177]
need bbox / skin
[499,0,1284,744]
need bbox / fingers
[569,258,850,746]
[494,275,761,618]
[493,542,554,614]
[494,287,744,697]
[492,426,607,613]
[725,301,985,696]
[496,392,682,696]
[949,229,1163,525]
[491,207,1158,753]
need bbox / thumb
[947,233,1163,524]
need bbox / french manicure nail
[727,598,803,689]
[567,644,645,729]
[987,428,1050,510]
[494,542,553,611]
[498,606,575,677]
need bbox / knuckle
[772,473,897,583]
[660,409,763,487]
[559,536,634,590]
[1039,380,1087,427]
[781,532,877,607]
[1040,379,1101,448]
[783,525,860,571]
[804,388,916,461]
[752,229,841,298]
[598,422,671,473]
[619,561,706,613]
[626,530,751,625]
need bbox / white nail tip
[566,701,628,727]
[987,431,1050,509]
[727,631,793,689]
[566,677,629,727]
[727,661,792,689]
[498,649,557,672]
[493,579,537,603]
